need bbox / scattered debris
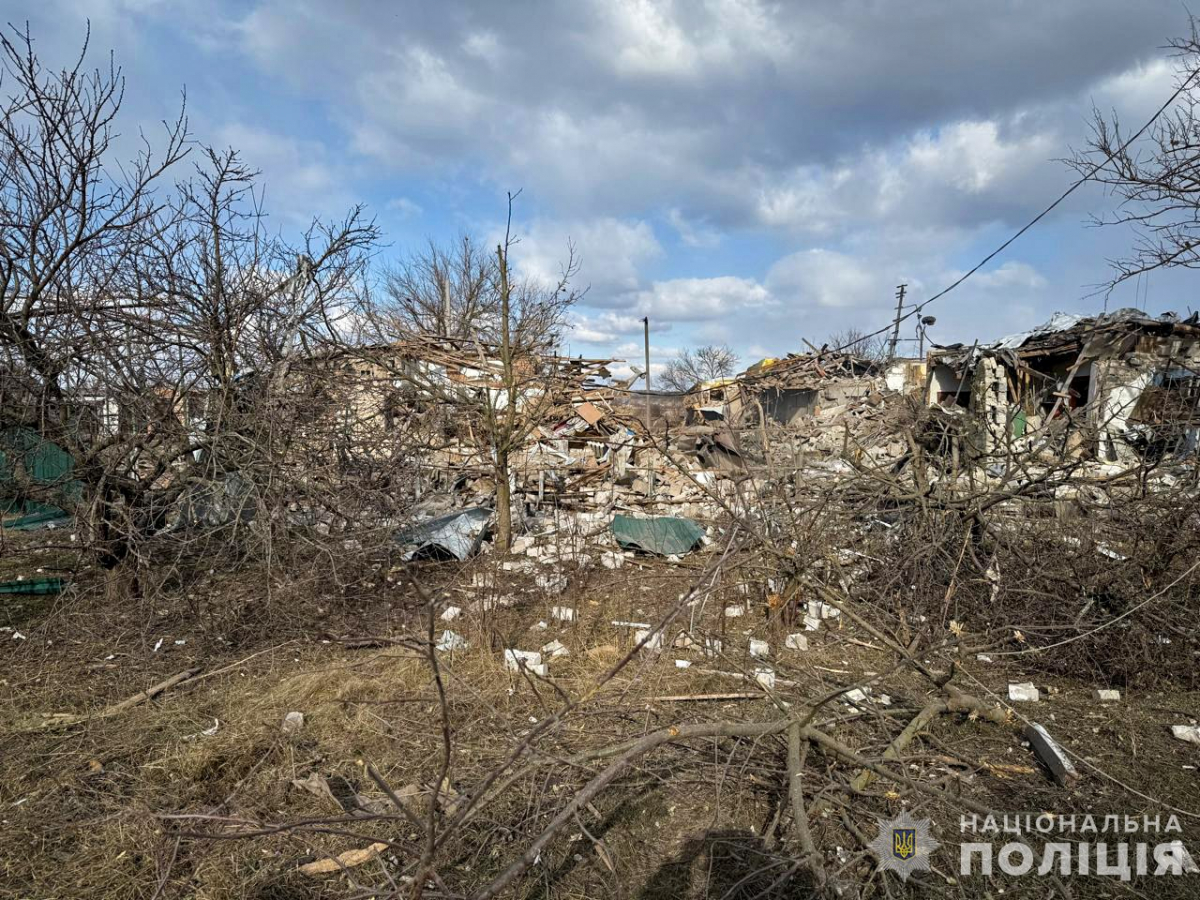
[437,630,469,652]
[282,711,305,734]
[396,507,492,561]
[1171,725,1200,745]
[753,667,776,689]
[1008,682,1040,702]
[1093,689,1121,702]
[634,628,664,652]
[504,649,543,673]
[298,842,389,877]
[785,633,808,651]
[1024,722,1079,786]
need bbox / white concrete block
[504,649,542,672]
[1008,682,1040,702]
[1172,725,1200,745]
[785,633,808,651]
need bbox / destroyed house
[739,353,922,426]
[926,308,1200,463]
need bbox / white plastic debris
[12,631,26,641]
[634,629,664,652]
[975,654,993,663]
[185,718,221,741]
[1171,725,1200,745]
[749,639,769,658]
[536,573,568,593]
[724,605,746,618]
[808,600,840,620]
[803,613,822,632]
[611,620,652,629]
[785,633,808,652]
[542,639,569,658]
[440,606,462,622]
[1093,689,1121,702]
[152,638,164,653]
[282,711,305,734]
[600,550,626,569]
[840,686,892,708]
[504,649,543,672]
[754,667,776,689]
[674,659,691,669]
[1008,682,1040,702]
[703,637,723,656]
[1162,840,1200,873]
[551,606,576,622]
[437,630,469,652]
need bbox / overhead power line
[835,61,1200,355]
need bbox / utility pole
[642,316,654,498]
[441,277,452,336]
[887,283,907,361]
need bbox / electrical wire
[837,61,1200,354]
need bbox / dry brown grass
[3,546,1200,899]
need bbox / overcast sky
[8,1,1199,375]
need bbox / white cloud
[385,197,423,218]
[970,261,1048,291]
[213,123,351,222]
[667,208,722,248]
[512,217,663,294]
[598,0,790,81]
[766,249,889,309]
[630,275,774,321]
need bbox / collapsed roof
[932,308,1200,369]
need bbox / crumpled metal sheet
[611,514,704,556]
[396,507,492,560]
[933,308,1195,368]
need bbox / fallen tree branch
[32,667,202,730]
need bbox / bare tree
[825,326,888,360]
[0,27,378,588]
[1066,20,1200,292]
[660,343,740,392]
[382,234,497,339]
[363,198,582,552]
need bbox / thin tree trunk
[494,451,512,553]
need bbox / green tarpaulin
[0,426,79,517]
[0,577,65,595]
[611,514,704,556]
